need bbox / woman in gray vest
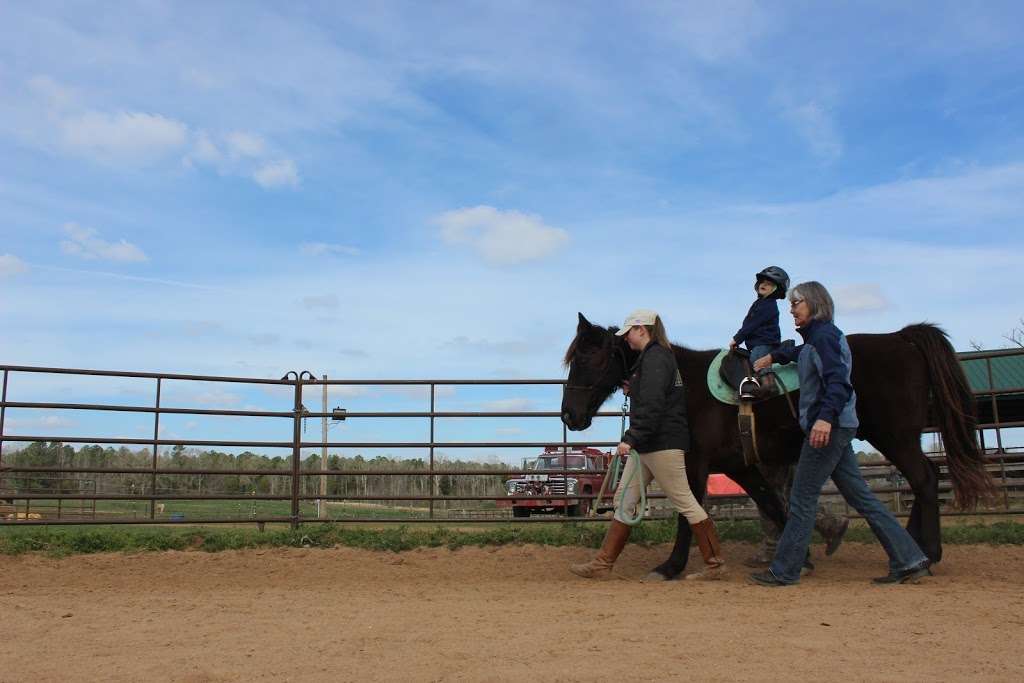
[748,282,931,586]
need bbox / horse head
[561,313,630,431]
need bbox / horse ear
[577,312,592,333]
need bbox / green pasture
[1,517,1022,557]
[2,498,460,521]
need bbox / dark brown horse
[561,314,995,580]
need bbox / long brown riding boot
[570,520,632,579]
[685,518,726,580]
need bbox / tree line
[1,441,508,502]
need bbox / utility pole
[320,374,328,520]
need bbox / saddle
[709,345,800,467]
[718,343,798,399]
[719,348,760,399]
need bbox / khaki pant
[612,449,709,525]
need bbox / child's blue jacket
[733,297,781,348]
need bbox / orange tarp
[707,473,746,496]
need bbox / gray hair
[789,281,834,322]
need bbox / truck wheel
[512,507,530,518]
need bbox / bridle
[564,339,630,394]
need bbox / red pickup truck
[498,446,613,518]
[499,446,747,518]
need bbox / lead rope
[612,396,646,526]
[614,448,646,526]
[590,397,630,517]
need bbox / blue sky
[2,2,1022,459]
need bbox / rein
[763,369,799,420]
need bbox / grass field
[1,498,464,521]
[2,516,1023,557]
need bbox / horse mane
[563,318,718,369]
[562,323,621,367]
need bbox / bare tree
[1004,318,1024,348]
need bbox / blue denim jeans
[769,427,928,584]
[747,344,775,371]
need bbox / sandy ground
[2,541,1023,682]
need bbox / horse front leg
[729,464,787,532]
[646,514,693,581]
[645,452,710,581]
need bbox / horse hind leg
[878,438,942,563]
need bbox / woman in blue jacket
[748,281,931,586]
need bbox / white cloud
[4,414,78,430]
[832,283,890,314]
[27,75,77,110]
[226,131,266,158]
[59,223,148,262]
[434,205,569,265]
[59,110,188,164]
[300,242,361,257]
[188,131,224,166]
[186,130,299,190]
[653,0,774,64]
[0,254,29,277]
[253,159,300,188]
[785,102,843,162]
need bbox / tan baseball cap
[615,309,659,335]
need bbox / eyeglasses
[789,298,806,308]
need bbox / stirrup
[738,376,760,400]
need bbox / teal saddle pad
[706,349,799,406]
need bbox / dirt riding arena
[2,541,1023,682]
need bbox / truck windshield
[534,456,587,470]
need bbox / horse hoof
[824,518,850,556]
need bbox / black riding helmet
[755,266,789,299]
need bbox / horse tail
[898,323,997,509]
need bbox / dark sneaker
[824,518,850,556]
[748,570,791,587]
[872,562,932,585]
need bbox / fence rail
[2,348,1023,526]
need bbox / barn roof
[960,348,1024,394]
[960,348,1024,427]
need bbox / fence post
[429,383,435,520]
[150,377,161,519]
[291,372,305,529]
[0,369,7,473]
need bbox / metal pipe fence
[2,348,1023,527]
